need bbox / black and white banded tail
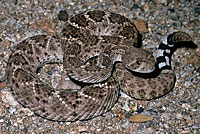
[156,31,197,71]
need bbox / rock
[133,19,148,33]
[130,114,153,123]
[194,6,200,15]
[0,82,6,90]
[58,10,68,21]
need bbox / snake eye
[136,61,140,65]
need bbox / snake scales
[6,10,197,121]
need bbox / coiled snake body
[6,10,197,121]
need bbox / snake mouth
[124,60,156,74]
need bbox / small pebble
[0,82,6,90]
[136,107,144,113]
[131,4,139,10]
[194,6,200,15]
[58,10,68,21]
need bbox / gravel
[0,0,199,133]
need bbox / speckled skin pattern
[61,10,155,83]
[6,10,197,121]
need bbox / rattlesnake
[61,10,155,84]
[6,10,197,121]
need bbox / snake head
[122,47,155,73]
